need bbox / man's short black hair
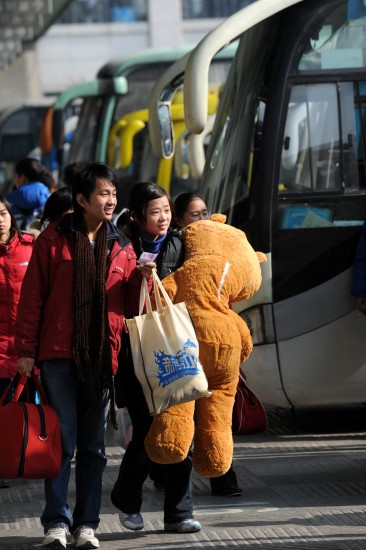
[72,162,117,216]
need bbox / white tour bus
[149,0,366,409]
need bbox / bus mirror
[174,129,190,179]
[158,103,175,159]
[189,114,216,179]
[148,53,191,159]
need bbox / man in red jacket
[15,162,154,550]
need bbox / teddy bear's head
[183,213,266,303]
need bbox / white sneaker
[71,526,99,548]
[42,527,68,549]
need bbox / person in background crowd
[7,157,51,229]
[0,196,35,402]
[112,182,201,534]
[62,161,87,188]
[15,162,154,550]
[0,196,35,489]
[38,166,57,193]
[29,186,74,234]
[173,192,209,228]
[39,186,73,230]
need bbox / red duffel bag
[0,372,62,479]
[232,371,268,435]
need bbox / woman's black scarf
[72,219,117,428]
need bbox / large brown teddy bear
[144,214,266,478]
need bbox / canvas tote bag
[126,269,211,414]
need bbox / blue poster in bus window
[348,0,366,19]
[282,206,332,229]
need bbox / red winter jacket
[15,216,142,375]
[0,231,34,378]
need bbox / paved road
[1,405,366,549]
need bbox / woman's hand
[17,357,35,377]
[136,261,156,280]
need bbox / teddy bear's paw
[145,438,189,464]
[192,434,233,478]
[193,451,233,478]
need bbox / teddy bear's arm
[161,272,179,302]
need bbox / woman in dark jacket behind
[111,182,201,534]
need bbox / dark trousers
[112,341,194,524]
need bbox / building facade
[0,0,251,107]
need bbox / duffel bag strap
[12,372,49,404]
[0,372,21,405]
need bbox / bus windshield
[201,1,366,229]
[200,16,279,229]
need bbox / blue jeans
[40,359,108,534]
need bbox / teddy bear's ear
[256,251,267,263]
[210,213,227,224]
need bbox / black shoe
[211,485,242,497]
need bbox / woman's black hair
[118,181,172,227]
[40,186,73,228]
[173,192,205,219]
[15,157,55,191]
[0,194,20,238]
[15,157,46,182]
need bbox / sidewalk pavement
[1,405,366,549]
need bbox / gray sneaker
[119,512,144,531]
[42,527,68,549]
[164,518,202,533]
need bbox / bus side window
[279,83,342,194]
[277,81,366,230]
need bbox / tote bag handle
[139,268,173,315]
